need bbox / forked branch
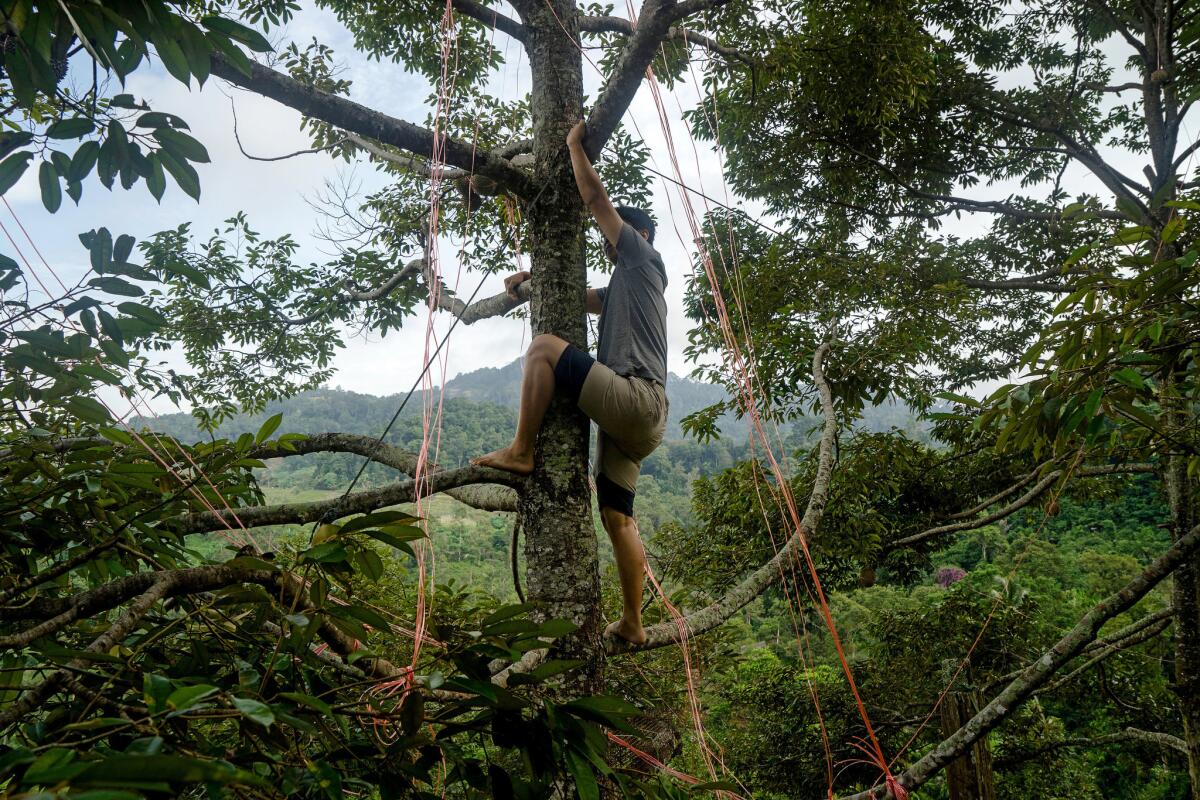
[210,56,533,196]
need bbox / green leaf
[23,748,84,784]
[207,31,254,77]
[145,153,166,202]
[482,603,536,627]
[935,391,979,407]
[255,412,283,443]
[529,659,583,681]
[563,695,640,717]
[340,511,420,533]
[98,309,124,347]
[508,659,584,686]
[154,36,192,85]
[0,151,33,196]
[65,396,112,424]
[1113,367,1147,390]
[532,619,578,638]
[159,259,210,288]
[113,233,136,264]
[154,127,210,164]
[136,111,189,130]
[37,160,60,212]
[361,529,416,556]
[88,276,144,297]
[201,16,274,52]
[1162,216,1187,243]
[165,684,217,712]
[69,140,101,182]
[46,117,96,139]
[356,548,384,581]
[85,227,114,273]
[303,541,347,564]
[565,749,599,800]
[689,781,741,793]
[231,697,275,728]
[158,148,200,201]
[0,131,34,160]
[278,691,334,718]
[99,426,135,446]
[337,603,392,632]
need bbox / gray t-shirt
[594,223,668,385]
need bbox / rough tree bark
[515,0,604,695]
[1167,377,1200,798]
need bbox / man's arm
[507,271,603,315]
[567,121,623,246]
[586,287,604,314]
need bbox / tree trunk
[519,0,604,695]
[938,690,996,800]
[1168,444,1200,798]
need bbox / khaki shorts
[577,360,667,515]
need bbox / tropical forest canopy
[1,2,1199,800]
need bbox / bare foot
[471,445,534,475]
[604,617,647,646]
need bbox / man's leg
[601,504,647,645]
[472,333,570,474]
[593,429,648,645]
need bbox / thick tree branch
[210,56,533,196]
[0,564,442,720]
[889,463,1156,551]
[249,433,519,511]
[1174,138,1200,169]
[1085,80,1149,93]
[833,138,1127,222]
[0,565,279,623]
[578,15,751,65]
[983,606,1175,695]
[423,261,532,324]
[1039,615,1172,694]
[452,0,528,42]
[344,257,425,302]
[958,276,1075,293]
[945,463,1051,520]
[584,0,732,159]
[967,99,1152,217]
[173,464,519,534]
[0,579,171,731]
[995,728,1188,769]
[611,341,837,654]
[346,132,535,179]
[345,132,469,180]
[492,647,549,687]
[841,521,1200,799]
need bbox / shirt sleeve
[615,222,655,265]
[595,286,607,304]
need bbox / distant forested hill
[441,358,932,439]
[140,361,931,526]
[441,358,745,438]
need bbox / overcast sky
[4,3,1176,419]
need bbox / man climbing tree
[474,120,669,645]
